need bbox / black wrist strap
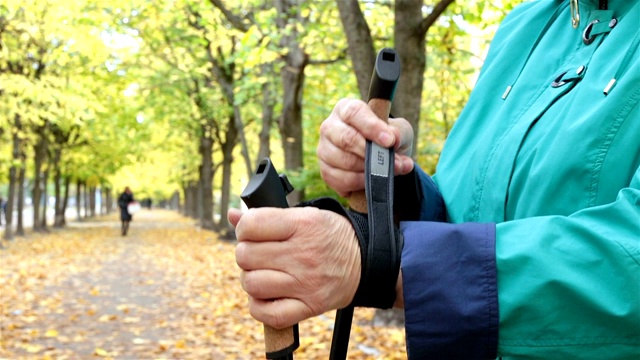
[298,142,402,360]
[298,141,402,308]
[353,140,402,308]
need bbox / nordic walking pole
[330,48,401,360]
[241,158,298,360]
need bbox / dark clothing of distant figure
[118,191,134,221]
[117,189,134,236]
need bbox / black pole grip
[241,158,298,360]
[367,48,401,102]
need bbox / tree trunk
[258,63,276,161]
[57,175,70,227]
[104,187,112,215]
[76,179,82,220]
[189,183,198,218]
[99,187,105,215]
[199,133,216,230]
[275,0,308,204]
[279,50,307,204]
[233,105,253,177]
[183,182,198,219]
[394,0,428,152]
[171,190,180,211]
[40,163,50,231]
[32,131,47,231]
[16,162,25,236]
[5,163,15,240]
[182,183,189,217]
[208,0,307,202]
[84,182,90,219]
[218,115,238,232]
[336,0,376,100]
[3,114,20,240]
[89,186,96,217]
[53,151,64,227]
[336,0,454,156]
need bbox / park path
[0,210,406,359]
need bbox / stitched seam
[500,337,640,347]
[482,223,499,358]
[588,86,640,206]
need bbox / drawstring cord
[502,4,567,100]
[603,30,640,95]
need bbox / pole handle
[348,47,400,213]
[241,158,298,360]
[348,98,393,213]
[264,324,299,360]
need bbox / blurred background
[0,0,518,237]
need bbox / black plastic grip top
[241,158,290,209]
[367,48,401,101]
[240,157,299,360]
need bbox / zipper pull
[570,0,580,28]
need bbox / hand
[317,98,415,197]
[229,207,361,329]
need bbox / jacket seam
[589,86,640,206]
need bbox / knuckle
[266,309,289,329]
[318,118,331,138]
[241,271,255,294]
[235,243,249,269]
[344,151,361,170]
[339,98,363,122]
[338,127,360,152]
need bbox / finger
[316,138,365,172]
[388,117,414,155]
[318,158,365,197]
[228,208,243,228]
[336,98,396,148]
[241,269,301,300]
[248,296,315,329]
[235,240,288,271]
[235,208,297,243]
[319,112,367,159]
[394,154,415,176]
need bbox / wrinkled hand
[229,207,361,329]
[317,98,415,197]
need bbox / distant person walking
[0,196,4,227]
[117,187,135,236]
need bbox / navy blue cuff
[400,221,498,359]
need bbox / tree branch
[308,47,348,66]
[418,0,456,36]
[207,0,251,32]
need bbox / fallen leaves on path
[0,210,406,359]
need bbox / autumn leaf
[94,347,110,357]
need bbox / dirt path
[1,210,237,359]
[0,210,406,359]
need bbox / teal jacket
[400,0,639,358]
